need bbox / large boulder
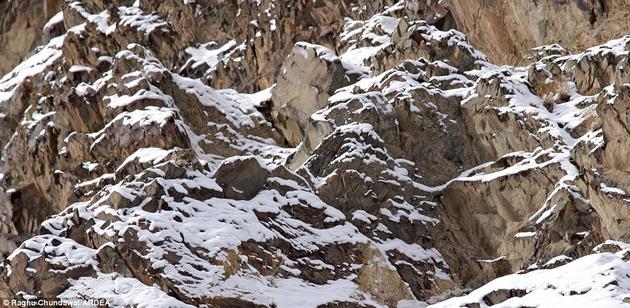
[271,43,365,146]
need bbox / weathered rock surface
[0,0,628,307]
[445,0,630,65]
[272,43,366,146]
[0,0,63,75]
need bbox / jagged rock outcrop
[0,0,628,307]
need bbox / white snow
[60,273,195,308]
[43,11,64,33]
[0,35,65,103]
[514,231,537,238]
[338,15,400,68]
[600,183,627,196]
[184,40,239,71]
[117,147,174,172]
[431,252,630,308]
[118,6,168,35]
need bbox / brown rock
[272,43,364,146]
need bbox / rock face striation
[0,0,629,307]
[444,0,629,65]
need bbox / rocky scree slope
[0,0,629,307]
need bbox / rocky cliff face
[0,0,628,307]
[445,0,629,65]
[0,0,63,76]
